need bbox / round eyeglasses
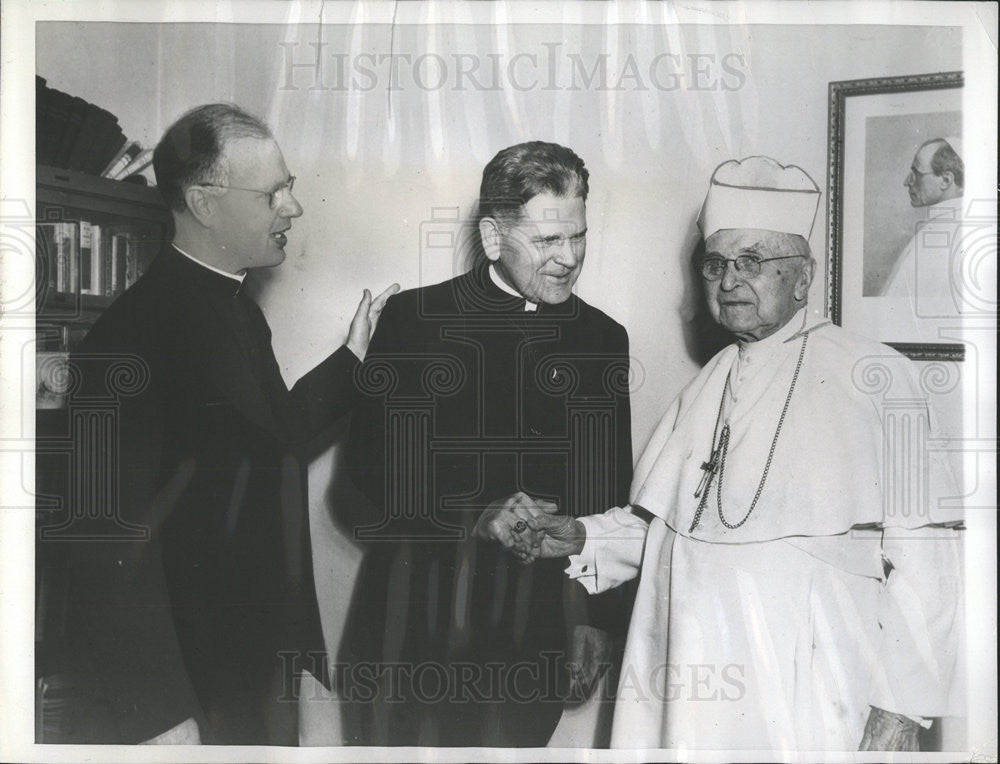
[699,254,805,281]
[905,166,936,183]
[199,176,296,209]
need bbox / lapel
[152,248,283,439]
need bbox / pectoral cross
[694,448,720,498]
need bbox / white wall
[37,19,964,430]
[37,18,969,744]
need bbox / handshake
[473,492,587,564]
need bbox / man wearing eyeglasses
[517,156,964,751]
[59,104,397,745]
[883,138,965,318]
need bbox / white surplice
[568,309,964,751]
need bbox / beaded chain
[688,331,810,533]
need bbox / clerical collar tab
[488,263,538,312]
[172,244,246,287]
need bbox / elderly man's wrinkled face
[480,193,587,305]
[701,229,814,341]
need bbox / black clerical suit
[56,247,358,744]
[344,261,633,746]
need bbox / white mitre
[698,155,821,239]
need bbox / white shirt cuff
[562,508,647,594]
[565,528,600,594]
[904,714,933,729]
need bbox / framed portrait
[826,71,967,361]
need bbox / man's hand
[566,625,615,703]
[474,492,555,563]
[858,707,921,751]
[347,283,401,360]
[530,508,587,560]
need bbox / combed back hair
[478,141,589,227]
[921,138,965,190]
[153,103,272,212]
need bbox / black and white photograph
[0,1,996,762]
[827,70,985,360]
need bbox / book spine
[100,138,137,178]
[110,233,120,295]
[112,148,153,181]
[67,223,80,294]
[94,225,110,296]
[54,224,64,293]
[103,142,140,179]
[55,223,72,293]
[79,221,93,294]
[123,234,138,288]
[36,224,58,295]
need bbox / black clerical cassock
[54,247,358,744]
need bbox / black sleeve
[61,324,202,743]
[613,327,634,507]
[345,294,401,515]
[289,344,361,441]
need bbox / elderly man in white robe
[498,156,964,752]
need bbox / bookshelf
[34,169,172,739]
[35,164,172,408]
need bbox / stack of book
[36,221,145,299]
[36,76,151,179]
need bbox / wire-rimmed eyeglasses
[199,176,296,209]
[699,254,806,281]
[905,166,936,182]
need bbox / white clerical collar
[172,244,246,285]
[489,264,538,312]
[925,196,964,220]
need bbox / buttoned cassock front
[344,260,634,746]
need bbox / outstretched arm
[291,283,400,443]
[501,502,649,595]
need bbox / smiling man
[59,104,395,745]
[345,142,633,746]
[521,156,964,752]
